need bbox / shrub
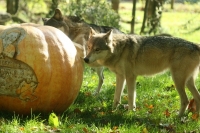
[59,0,120,28]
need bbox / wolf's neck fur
[100,34,141,67]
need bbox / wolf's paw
[121,104,136,111]
[112,102,120,110]
[128,105,136,111]
[112,104,134,111]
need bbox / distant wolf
[84,28,200,117]
[43,8,123,94]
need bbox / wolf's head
[43,9,90,46]
[43,9,72,36]
[84,28,114,64]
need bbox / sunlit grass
[64,66,200,132]
[119,2,200,43]
[0,67,199,132]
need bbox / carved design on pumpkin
[0,28,38,102]
[0,27,26,57]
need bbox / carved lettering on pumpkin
[0,54,38,101]
[0,27,38,102]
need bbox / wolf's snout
[84,58,89,63]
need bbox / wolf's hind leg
[186,76,200,116]
[93,67,104,94]
[172,74,189,117]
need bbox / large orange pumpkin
[0,24,84,115]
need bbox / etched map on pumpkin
[0,54,38,101]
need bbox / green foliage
[12,0,48,23]
[59,0,120,28]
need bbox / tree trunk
[6,0,19,15]
[46,0,59,17]
[131,0,136,34]
[111,0,120,13]
[171,0,174,9]
[140,0,149,34]
[76,0,81,3]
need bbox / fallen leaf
[148,104,154,109]
[159,123,176,132]
[48,112,59,127]
[98,111,105,116]
[192,113,199,120]
[142,127,148,133]
[19,127,24,131]
[68,125,75,129]
[74,108,82,114]
[163,109,171,117]
[30,126,38,131]
[84,92,91,96]
[112,126,118,131]
[188,99,196,113]
[83,127,88,133]
[52,127,62,132]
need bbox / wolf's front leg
[93,67,104,95]
[126,75,137,111]
[112,74,126,109]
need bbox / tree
[140,0,149,34]
[6,0,19,15]
[171,0,174,9]
[64,0,120,28]
[131,0,137,34]
[46,0,59,17]
[140,0,164,35]
[111,0,120,13]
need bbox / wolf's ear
[42,18,49,24]
[104,30,113,44]
[53,9,63,21]
[104,30,114,52]
[89,27,96,39]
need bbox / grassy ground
[1,1,200,133]
[119,2,200,43]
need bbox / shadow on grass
[61,84,178,132]
[0,74,198,132]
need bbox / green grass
[119,2,200,43]
[1,1,200,133]
[61,68,200,132]
[1,67,199,132]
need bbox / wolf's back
[138,36,199,51]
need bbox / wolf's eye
[95,48,100,52]
[87,46,91,50]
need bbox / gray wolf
[84,28,200,117]
[43,9,123,94]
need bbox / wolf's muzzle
[84,58,89,63]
